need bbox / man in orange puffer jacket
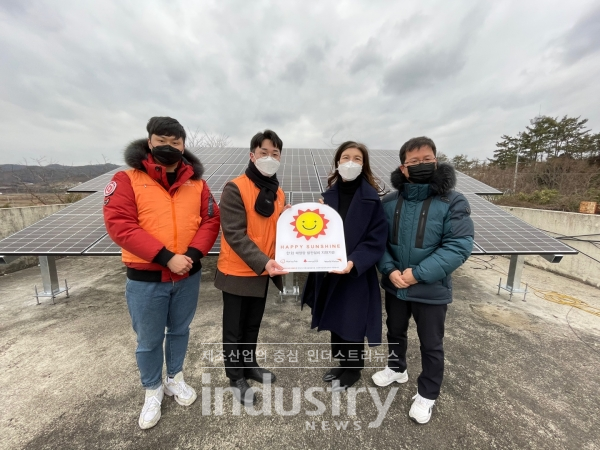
[103,116,220,429]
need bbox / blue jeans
[125,270,200,389]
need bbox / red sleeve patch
[104,181,117,196]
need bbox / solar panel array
[465,194,576,254]
[0,148,575,259]
[0,192,107,255]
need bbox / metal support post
[506,254,524,290]
[496,255,528,301]
[34,256,69,305]
[279,273,300,302]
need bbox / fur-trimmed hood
[390,162,456,196]
[124,138,204,180]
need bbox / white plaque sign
[275,202,347,272]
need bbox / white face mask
[337,161,363,181]
[254,155,280,177]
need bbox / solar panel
[369,149,398,154]
[471,242,485,255]
[466,193,576,254]
[456,173,502,195]
[369,154,401,168]
[191,149,233,164]
[67,167,125,193]
[222,148,252,165]
[194,147,231,158]
[82,234,120,255]
[369,166,394,193]
[282,149,314,166]
[314,165,332,191]
[291,192,323,204]
[54,192,105,215]
[278,164,322,192]
[204,164,248,191]
[0,193,106,255]
[311,153,333,166]
[202,164,221,179]
[286,148,314,154]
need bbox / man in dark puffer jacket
[373,136,474,424]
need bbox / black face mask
[407,162,436,184]
[151,145,183,165]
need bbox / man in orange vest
[215,129,289,405]
[103,117,220,429]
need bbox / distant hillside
[0,163,119,189]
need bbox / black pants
[385,291,447,400]
[222,291,267,381]
[331,332,364,372]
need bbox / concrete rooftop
[1,255,599,450]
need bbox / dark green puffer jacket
[377,163,474,304]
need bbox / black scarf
[245,161,280,217]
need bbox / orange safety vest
[217,174,285,277]
[121,169,204,264]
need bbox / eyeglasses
[403,157,436,167]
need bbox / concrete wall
[0,204,68,275]
[499,206,600,288]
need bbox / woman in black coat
[301,141,387,391]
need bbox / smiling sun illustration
[291,209,329,240]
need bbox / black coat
[301,177,387,345]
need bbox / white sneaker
[371,366,408,386]
[139,385,164,430]
[409,393,435,424]
[164,372,197,406]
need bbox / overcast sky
[1,0,599,165]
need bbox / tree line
[449,115,600,171]
[447,114,600,211]
[491,115,600,168]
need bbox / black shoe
[244,367,277,384]
[331,370,362,392]
[229,378,256,405]
[322,366,345,382]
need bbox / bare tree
[186,127,231,152]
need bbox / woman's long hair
[326,141,383,193]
